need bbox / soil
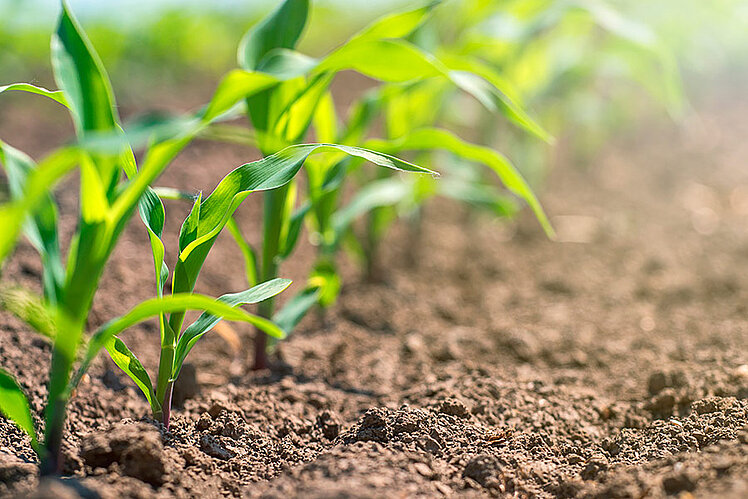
[1,80,748,498]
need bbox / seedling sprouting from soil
[0,1,436,473]
[210,0,554,368]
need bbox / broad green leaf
[312,92,338,144]
[173,278,292,377]
[237,0,309,71]
[172,143,437,302]
[0,369,37,448]
[138,188,169,297]
[105,337,159,413]
[261,39,549,140]
[331,178,411,243]
[308,260,340,308]
[438,53,526,118]
[178,192,203,254]
[279,202,311,259]
[201,70,279,123]
[52,1,118,135]
[73,293,285,390]
[317,39,444,82]
[0,83,69,108]
[448,70,551,142]
[0,142,64,302]
[226,217,258,287]
[272,286,321,334]
[365,128,554,237]
[0,147,79,269]
[78,154,109,224]
[351,1,440,42]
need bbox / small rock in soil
[79,421,166,487]
[199,434,235,460]
[315,410,341,440]
[662,471,696,494]
[463,453,503,489]
[0,452,36,485]
[438,398,469,418]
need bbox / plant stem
[155,319,177,425]
[41,312,85,476]
[161,383,173,430]
[39,393,65,476]
[252,185,289,370]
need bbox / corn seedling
[320,0,684,279]
[208,0,557,366]
[0,2,281,474]
[0,0,435,475]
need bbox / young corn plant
[312,0,684,280]
[0,1,438,473]
[212,0,558,364]
[0,2,280,475]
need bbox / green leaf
[272,286,321,334]
[312,92,338,144]
[279,202,311,259]
[200,70,279,123]
[104,337,159,413]
[308,260,341,308]
[365,128,554,237]
[351,1,440,42]
[0,368,37,448]
[237,0,309,71]
[51,1,118,136]
[138,188,169,297]
[0,286,56,340]
[72,293,285,392]
[172,143,436,302]
[226,216,258,287]
[0,147,80,269]
[0,142,65,302]
[448,70,551,143]
[0,83,69,108]
[331,178,411,244]
[260,38,549,141]
[173,278,292,377]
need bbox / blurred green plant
[0,0,436,474]
[200,0,553,370]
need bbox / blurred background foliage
[1,0,746,179]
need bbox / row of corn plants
[328,0,685,278]
[0,0,555,475]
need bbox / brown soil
[1,83,748,498]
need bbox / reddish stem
[162,383,173,430]
[252,332,268,370]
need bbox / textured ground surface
[1,82,748,498]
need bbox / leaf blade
[0,368,37,448]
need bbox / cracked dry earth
[1,82,748,498]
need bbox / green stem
[155,318,177,422]
[40,310,86,475]
[252,185,289,370]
